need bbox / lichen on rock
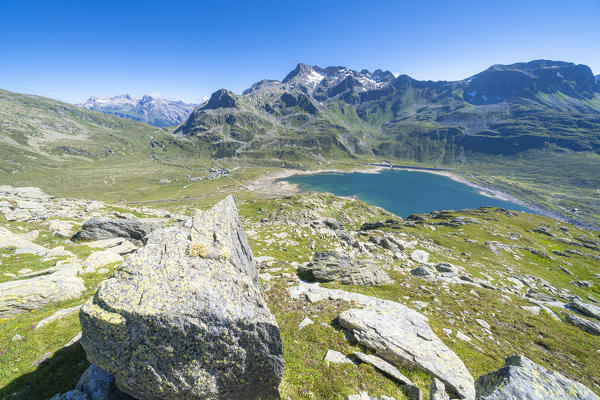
[79,195,284,400]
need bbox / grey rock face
[411,266,433,277]
[305,251,393,286]
[430,378,450,400]
[0,226,49,256]
[338,304,475,399]
[49,390,89,400]
[79,196,283,400]
[73,217,166,246]
[352,351,413,385]
[51,364,134,400]
[0,265,84,318]
[324,350,354,364]
[475,355,599,400]
[403,385,423,400]
[77,364,134,400]
[567,300,600,320]
[410,250,430,264]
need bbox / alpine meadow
[1,2,599,400]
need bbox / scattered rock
[563,312,600,335]
[75,364,134,400]
[567,300,600,320]
[79,196,284,400]
[403,384,423,400]
[0,265,84,318]
[475,354,599,400]
[410,250,430,264]
[338,305,474,399]
[430,378,450,400]
[324,350,354,364]
[11,334,24,341]
[82,251,123,273]
[304,251,393,286]
[35,305,82,330]
[48,220,76,238]
[532,226,554,236]
[572,280,594,288]
[43,246,76,261]
[0,226,49,256]
[476,319,491,330]
[485,241,512,255]
[352,351,413,385]
[526,290,556,303]
[411,266,433,277]
[456,331,472,342]
[73,217,166,246]
[436,262,457,273]
[298,317,314,330]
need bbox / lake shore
[251,164,582,227]
[248,165,387,196]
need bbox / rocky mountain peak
[464,59,600,104]
[203,88,238,109]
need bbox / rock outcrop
[79,196,284,400]
[338,305,475,399]
[0,265,85,318]
[73,217,166,246]
[563,312,600,335]
[301,251,393,286]
[0,185,103,222]
[475,355,599,400]
[567,300,600,320]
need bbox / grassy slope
[2,193,598,399]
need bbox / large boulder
[79,196,284,400]
[0,226,49,256]
[475,355,599,400]
[302,251,393,286]
[338,304,475,399]
[73,218,166,246]
[0,265,84,318]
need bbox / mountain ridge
[80,94,197,127]
[177,59,600,160]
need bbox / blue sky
[1,0,599,104]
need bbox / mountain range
[80,94,197,127]
[176,60,600,160]
[1,59,600,226]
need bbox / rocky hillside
[80,94,197,127]
[1,187,599,399]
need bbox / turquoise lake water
[285,169,535,218]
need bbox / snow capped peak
[78,93,198,127]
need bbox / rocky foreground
[0,187,599,399]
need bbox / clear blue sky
[1,0,599,104]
